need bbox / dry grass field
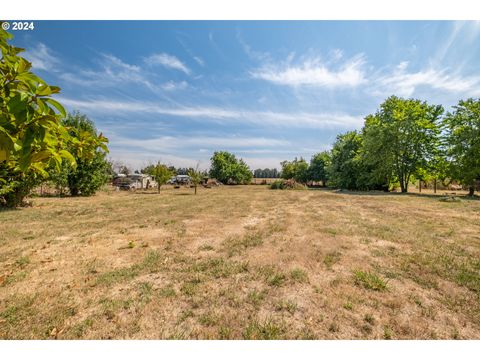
[1,185,479,339]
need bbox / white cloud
[375,62,480,97]
[193,56,205,66]
[144,53,191,75]
[161,81,188,91]
[59,97,363,129]
[59,53,151,89]
[251,54,367,88]
[22,43,60,71]
[110,134,289,152]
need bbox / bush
[270,179,306,190]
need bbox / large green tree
[50,112,110,196]
[280,157,309,183]
[362,96,443,193]
[308,151,331,186]
[0,28,78,207]
[328,131,363,190]
[209,151,252,184]
[443,98,480,196]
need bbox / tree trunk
[157,184,161,193]
[194,185,197,195]
[419,180,421,193]
[469,186,474,196]
[433,178,437,194]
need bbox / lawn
[0,185,479,339]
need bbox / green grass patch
[353,270,388,291]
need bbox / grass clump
[323,251,341,269]
[353,270,388,291]
[247,289,266,307]
[223,232,263,256]
[243,318,286,339]
[290,268,309,283]
[267,272,287,287]
[275,299,298,314]
[191,258,249,278]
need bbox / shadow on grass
[308,187,479,201]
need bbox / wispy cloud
[60,53,151,88]
[22,43,61,71]
[161,81,188,91]
[144,53,191,75]
[251,54,367,88]
[236,30,270,62]
[59,97,363,129]
[193,56,205,67]
[374,61,480,97]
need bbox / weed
[267,272,287,287]
[15,256,30,267]
[243,318,285,340]
[247,289,266,307]
[364,314,376,325]
[198,312,217,327]
[353,270,388,291]
[158,285,176,298]
[218,326,232,339]
[343,302,353,311]
[223,232,263,256]
[275,300,298,314]
[290,268,309,283]
[324,251,341,269]
[383,326,394,339]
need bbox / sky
[11,21,480,170]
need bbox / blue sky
[11,21,480,170]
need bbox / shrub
[270,179,306,190]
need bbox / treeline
[280,96,480,195]
[253,168,280,178]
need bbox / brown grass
[0,185,479,339]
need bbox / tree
[328,131,363,190]
[362,96,443,193]
[119,165,131,176]
[253,168,279,178]
[50,112,109,196]
[308,151,331,186]
[145,162,173,193]
[280,157,309,183]
[188,165,203,195]
[0,28,80,207]
[209,151,252,184]
[443,98,480,196]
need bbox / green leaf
[59,149,76,166]
[45,98,66,117]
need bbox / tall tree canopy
[50,112,109,196]
[328,131,363,190]
[209,151,252,184]
[362,96,443,192]
[0,29,99,207]
[308,151,331,186]
[443,98,480,196]
[280,157,309,183]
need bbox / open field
[1,186,479,339]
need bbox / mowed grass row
[0,186,479,339]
